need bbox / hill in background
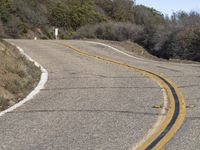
[0,0,200,62]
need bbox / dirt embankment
[87,39,200,64]
[0,40,41,111]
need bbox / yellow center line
[56,42,186,150]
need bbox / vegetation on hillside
[0,40,40,110]
[0,0,200,61]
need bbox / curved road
[0,40,200,149]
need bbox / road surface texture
[0,40,199,150]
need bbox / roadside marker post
[55,28,59,40]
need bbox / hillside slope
[0,40,40,110]
[0,0,163,39]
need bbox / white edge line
[83,40,200,67]
[84,41,145,61]
[0,44,48,117]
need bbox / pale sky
[136,0,200,16]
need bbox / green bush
[75,22,143,41]
[0,97,9,110]
[0,0,15,23]
[48,1,107,30]
[160,27,200,60]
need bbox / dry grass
[86,39,200,64]
[86,39,162,60]
[0,40,41,111]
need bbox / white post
[55,28,59,40]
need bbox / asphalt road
[1,40,200,150]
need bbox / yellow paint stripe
[57,42,186,150]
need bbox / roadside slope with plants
[0,40,41,111]
[0,0,200,62]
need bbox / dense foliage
[48,0,107,30]
[0,0,200,61]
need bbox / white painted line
[84,41,145,61]
[84,40,200,67]
[0,45,48,117]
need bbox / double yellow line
[57,42,186,150]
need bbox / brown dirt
[0,40,41,111]
[86,39,200,64]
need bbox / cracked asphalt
[1,40,200,150]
